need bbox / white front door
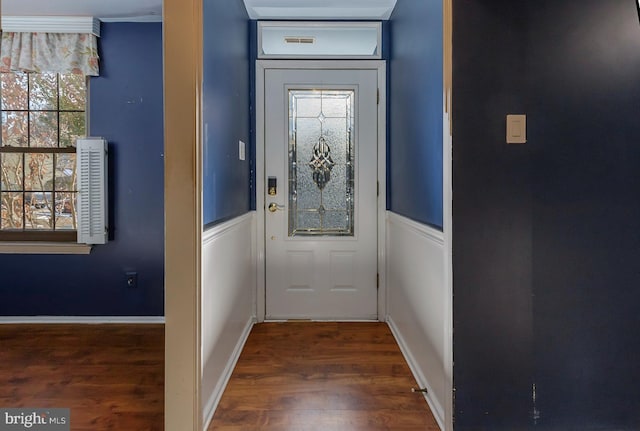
[264,67,379,320]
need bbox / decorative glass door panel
[288,90,355,236]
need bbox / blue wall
[249,21,258,211]
[389,0,443,229]
[453,0,640,428]
[0,23,165,316]
[202,0,250,226]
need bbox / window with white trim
[0,72,87,241]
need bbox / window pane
[322,93,349,118]
[288,89,355,237]
[296,211,321,231]
[323,165,347,210]
[2,111,28,147]
[59,74,86,111]
[60,112,85,148]
[296,164,321,210]
[29,73,58,110]
[55,192,77,230]
[25,153,53,191]
[294,93,322,118]
[1,73,28,110]
[0,72,85,237]
[324,210,350,230]
[1,192,23,229]
[30,112,58,147]
[259,23,381,58]
[0,153,23,191]
[56,193,77,230]
[55,154,76,191]
[323,117,348,165]
[25,191,53,229]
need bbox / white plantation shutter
[76,138,108,244]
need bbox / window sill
[0,242,92,255]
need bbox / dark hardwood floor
[0,322,439,430]
[0,324,164,431]
[209,322,440,431]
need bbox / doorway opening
[255,60,387,321]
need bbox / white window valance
[1,32,99,76]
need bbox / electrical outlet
[126,272,138,288]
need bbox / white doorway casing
[256,60,387,322]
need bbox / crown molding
[1,16,101,36]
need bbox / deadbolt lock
[268,177,277,196]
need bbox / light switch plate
[239,140,246,161]
[506,114,526,144]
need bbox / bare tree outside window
[0,72,86,241]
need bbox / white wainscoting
[201,212,257,429]
[386,211,447,429]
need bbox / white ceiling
[1,0,397,22]
[1,0,163,22]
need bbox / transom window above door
[258,21,382,59]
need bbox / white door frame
[255,60,387,322]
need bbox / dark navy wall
[389,0,443,229]
[453,0,640,429]
[202,0,250,226]
[0,22,164,316]
[528,1,640,428]
[453,2,534,428]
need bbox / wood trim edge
[0,242,91,254]
[163,0,203,428]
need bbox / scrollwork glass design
[288,90,355,236]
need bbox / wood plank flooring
[209,322,439,431]
[0,322,438,430]
[0,324,164,431]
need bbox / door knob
[268,203,284,213]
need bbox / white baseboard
[0,316,165,324]
[387,317,445,430]
[202,316,255,430]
